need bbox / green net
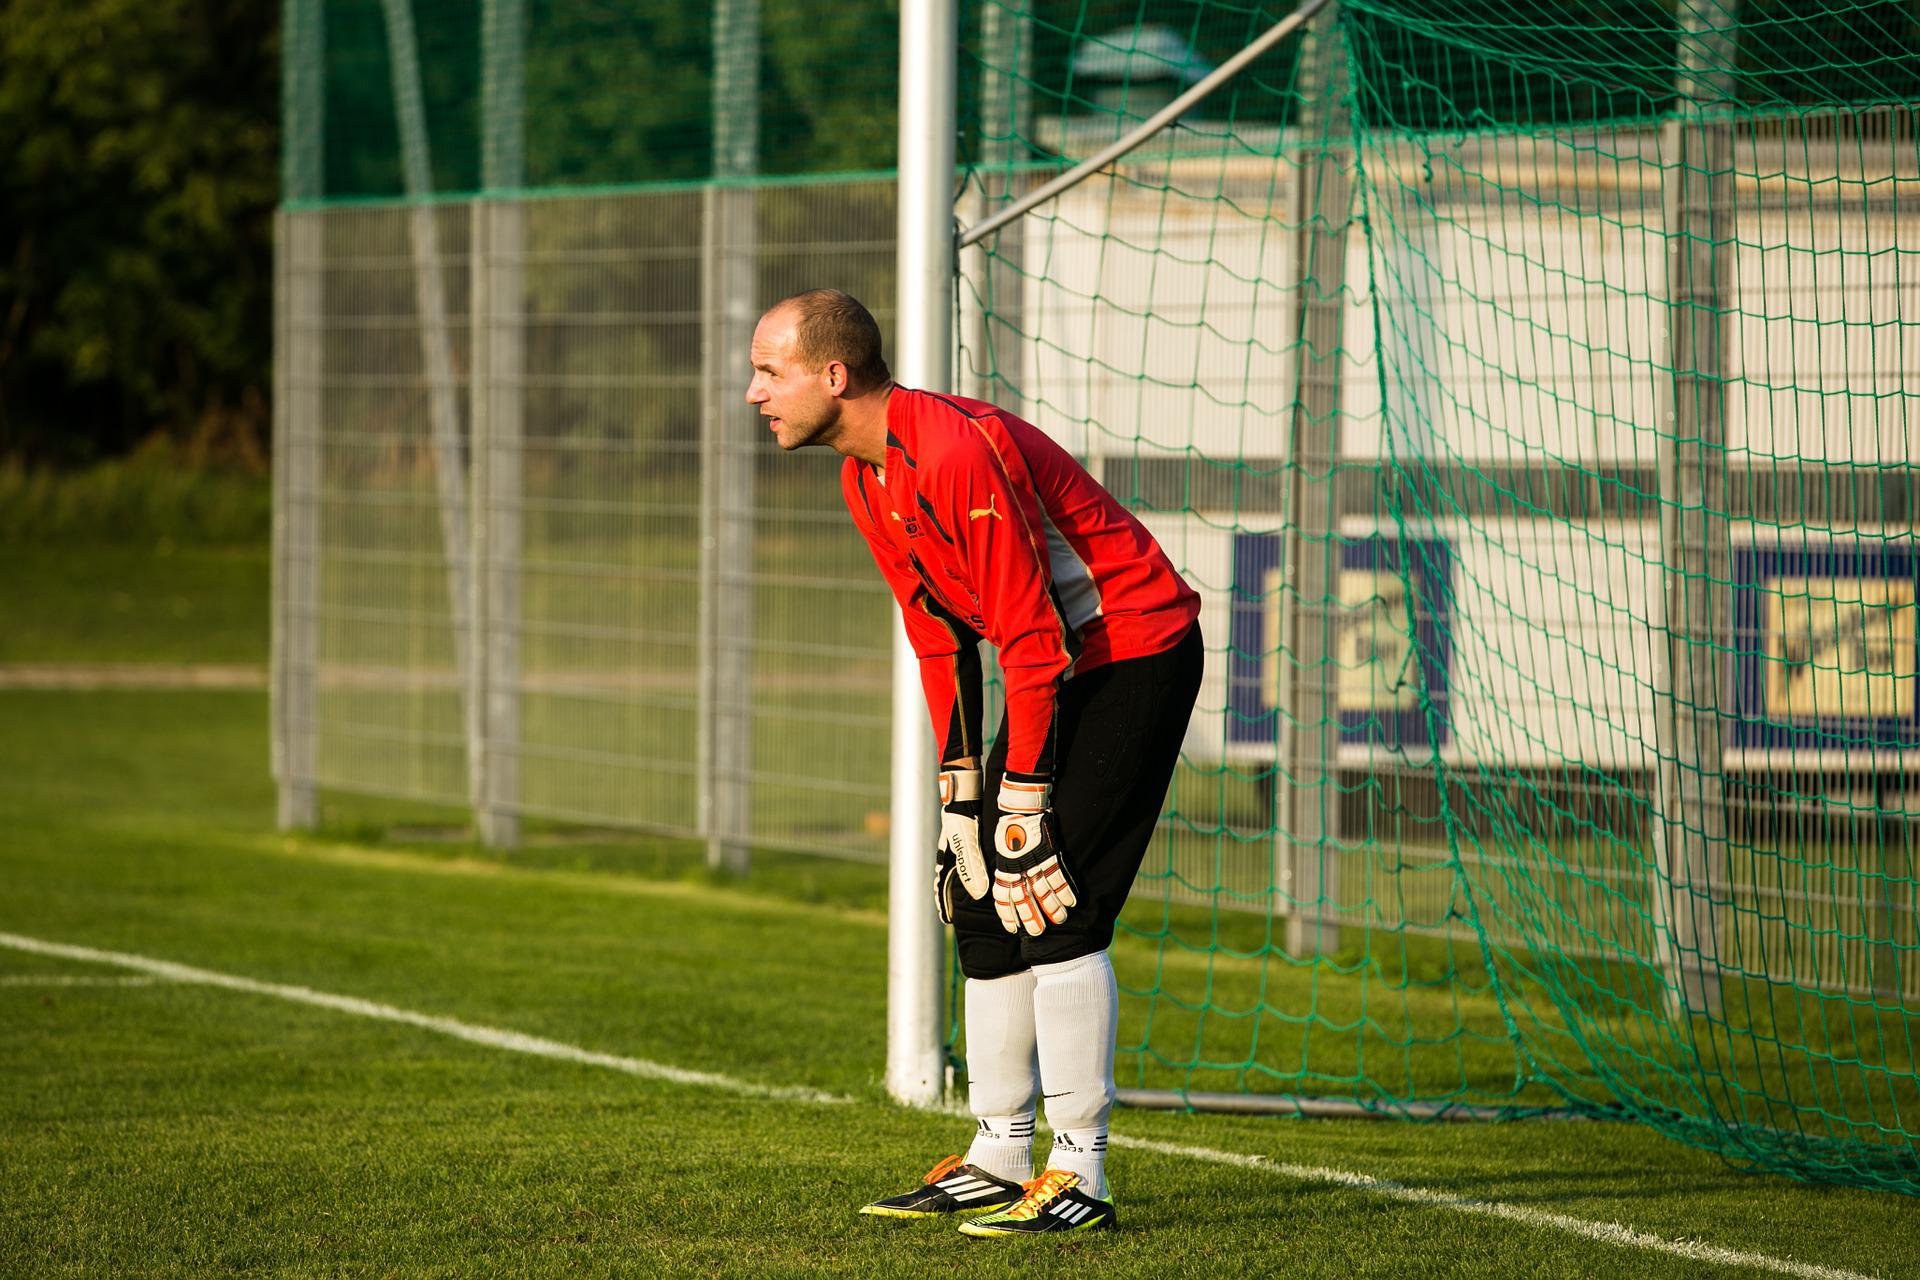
[962,0,1920,1193]
[282,0,900,203]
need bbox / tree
[0,0,279,466]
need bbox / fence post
[1653,5,1738,1019]
[276,211,323,832]
[475,0,525,848]
[697,0,760,874]
[1280,5,1350,956]
[275,0,324,831]
[699,185,759,876]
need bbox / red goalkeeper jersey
[842,387,1200,777]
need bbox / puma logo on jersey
[969,494,1002,521]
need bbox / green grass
[0,460,270,665]
[4,687,1919,1279]
[0,543,269,665]
[0,455,270,546]
[5,531,1919,1269]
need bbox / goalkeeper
[748,289,1202,1236]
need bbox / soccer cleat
[858,1155,1024,1220]
[957,1168,1117,1236]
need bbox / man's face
[746,308,839,451]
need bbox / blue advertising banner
[1228,532,1452,750]
[1730,541,1920,751]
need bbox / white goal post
[887,0,955,1109]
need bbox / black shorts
[954,624,1204,979]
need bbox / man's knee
[957,928,1029,981]
[1020,919,1118,970]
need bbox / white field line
[0,664,266,690]
[1112,1137,1879,1280]
[0,974,171,986]
[0,931,841,1106]
[0,930,1877,1280]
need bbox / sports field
[2,552,1916,1278]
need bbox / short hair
[773,289,891,387]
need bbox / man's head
[747,289,891,453]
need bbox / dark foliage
[0,0,279,467]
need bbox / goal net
[960,0,1920,1192]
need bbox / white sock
[1032,950,1118,1199]
[962,971,1038,1183]
[966,1112,1036,1184]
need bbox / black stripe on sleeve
[917,595,984,761]
[923,391,986,419]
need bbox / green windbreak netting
[283,0,899,202]
[961,0,1920,1193]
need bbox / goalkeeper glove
[991,774,1078,937]
[935,765,990,925]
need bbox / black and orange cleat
[858,1154,1025,1220]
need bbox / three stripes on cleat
[1040,1197,1100,1225]
[856,1156,1022,1219]
[937,1170,1014,1206]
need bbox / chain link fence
[274,177,899,864]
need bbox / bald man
[747,288,1201,1237]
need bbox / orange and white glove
[991,775,1078,936]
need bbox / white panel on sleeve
[1041,509,1103,630]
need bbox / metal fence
[274,177,900,865]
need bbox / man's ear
[824,359,852,398]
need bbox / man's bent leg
[1030,950,1118,1198]
[962,970,1038,1182]
[1019,627,1202,1203]
[960,627,1200,1216]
